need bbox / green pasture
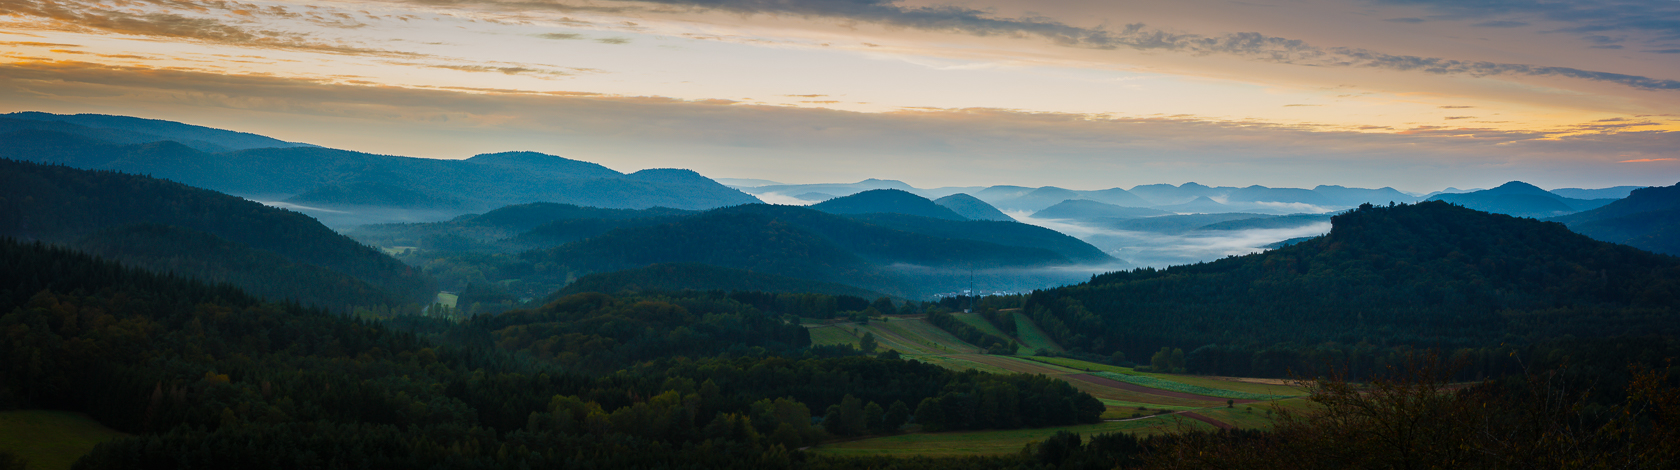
[949,313,1012,340]
[0,410,128,470]
[1012,314,1064,354]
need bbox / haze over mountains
[2,111,1669,298]
[1,112,760,227]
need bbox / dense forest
[0,238,1101,469]
[0,159,433,307]
[1012,201,1680,378]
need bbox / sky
[2,0,1679,191]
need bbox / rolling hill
[1021,201,1680,377]
[557,263,889,298]
[518,204,1114,296]
[0,121,759,216]
[1032,200,1172,220]
[1549,182,1680,256]
[810,189,968,220]
[933,193,1014,221]
[1428,181,1612,218]
[0,159,433,306]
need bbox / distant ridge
[1032,199,1170,220]
[810,189,968,221]
[933,193,1014,221]
[0,121,760,213]
[1428,181,1609,218]
[1549,182,1680,256]
[2,111,310,152]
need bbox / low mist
[1009,211,1331,268]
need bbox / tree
[864,401,886,434]
[870,297,898,316]
[859,332,878,354]
[883,400,910,433]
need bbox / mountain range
[0,112,760,227]
[1548,182,1680,256]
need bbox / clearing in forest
[0,410,128,470]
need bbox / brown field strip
[1177,411,1233,430]
[1064,379,1223,408]
[1066,374,1257,404]
[950,354,1078,376]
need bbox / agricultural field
[808,415,1216,457]
[0,410,128,470]
[875,317,980,353]
[1012,314,1064,354]
[803,317,1311,457]
[949,312,1012,339]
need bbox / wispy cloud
[4,59,1675,189]
[1620,158,1677,163]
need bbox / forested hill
[1022,201,1680,377]
[520,204,1097,296]
[558,263,889,299]
[0,238,1101,469]
[0,159,432,306]
[810,189,968,221]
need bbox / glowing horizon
[3,0,1678,190]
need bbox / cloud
[1374,0,1680,43]
[1439,105,1474,108]
[1472,20,1528,28]
[4,59,1678,189]
[1620,158,1677,163]
[594,37,630,44]
[536,32,584,40]
[0,0,414,56]
[1385,17,1427,23]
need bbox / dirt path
[1065,374,1257,404]
[1177,412,1233,430]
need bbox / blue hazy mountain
[1549,182,1680,256]
[0,121,760,216]
[1550,186,1643,200]
[1,112,311,152]
[1428,181,1613,218]
[810,189,968,221]
[933,193,1015,221]
[1031,199,1172,220]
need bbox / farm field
[802,317,1310,457]
[808,415,1216,457]
[0,410,128,470]
[949,312,1012,339]
[1011,313,1064,354]
[877,317,980,353]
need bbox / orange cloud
[1619,158,1677,163]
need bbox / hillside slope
[1024,201,1680,376]
[811,189,968,221]
[0,159,432,305]
[1549,183,1680,256]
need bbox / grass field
[1012,314,1064,354]
[0,410,127,470]
[1026,356,1307,397]
[1021,356,1135,374]
[808,325,862,348]
[809,415,1216,457]
[434,292,459,308]
[852,323,936,354]
[949,313,1012,340]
